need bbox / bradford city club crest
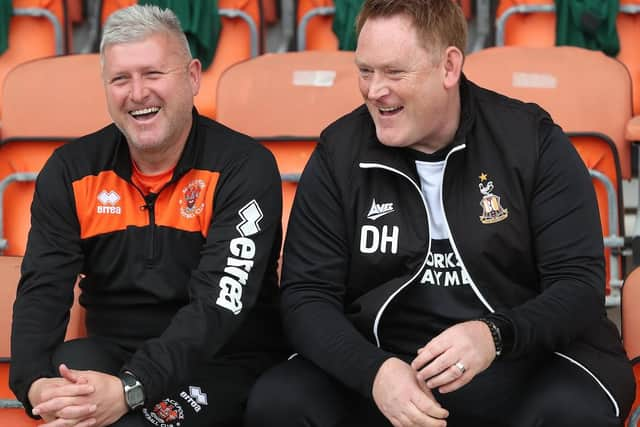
[180,179,206,219]
[478,173,509,224]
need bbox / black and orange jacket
[10,109,285,410]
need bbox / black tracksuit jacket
[281,77,635,417]
[10,109,285,412]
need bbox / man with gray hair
[10,5,286,426]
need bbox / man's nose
[367,73,390,99]
[129,76,149,102]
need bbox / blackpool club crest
[143,398,185,426]
[180,179,206,218]
[478,172,508,224]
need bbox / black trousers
[245,355,626,427]
[51,337,282,427]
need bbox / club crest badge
[180,179,206,219]
[478,173,509,224]
[143,398,185,426]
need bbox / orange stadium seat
[0,0,71,128]
[622,267,640,426]
[465,45,637,307]
[262,0,278,25]
[101,0,262,120]
[67,0,83,23]
[100,0,136,21]
[0,256,86,424]
[296,0,337,51]
[216,50,362,239]
[0,54,110,256]
[458,0,473,20]
[495,0,640,116]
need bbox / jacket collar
[112,107,201,183]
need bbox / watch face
[128,386,145,407]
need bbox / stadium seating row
[0,0,264,127]
[495,0,640,115]
[4,0,637,121]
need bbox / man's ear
[188,58,202,96]
[442,46,464,89]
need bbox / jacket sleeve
[495,119,608,358]
[9,151,84,416]
[123,144,282,405]
[280,141,393,399]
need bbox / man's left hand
[35,365,129,427]
[410,320,495,393]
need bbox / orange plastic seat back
[622,267,640,426]
[496,0,640,115]
[2,54,110,140]
[458,0,473,20]
[496,0,555,47]
[0,256,85,423]
[262,0,278,25]
[67,0,83,23]
[196,0,262,119]
[617,2,640,115]
[465,46,633,298]
[0,256,86,360]
[217,51,361,138]
[0,0,70,123]
[217,50,362,236]
[465,46,632,178]
[296,0,337,51]
[0,54,110,255]
[100,0,136,22]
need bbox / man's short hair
[356,0,468,61]
[100,5,192,62]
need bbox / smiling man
[9,5,286,427]
[245,0,635,426]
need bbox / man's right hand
[372,357,448,427]
[28,364,97,425]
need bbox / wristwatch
[118,371,145,411]
[479,317,503,357]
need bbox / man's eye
[145,71,165,78]
[110,76,127,84]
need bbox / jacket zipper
[359,143,495,346]
[141,193,158,266]
[133,177,175,266]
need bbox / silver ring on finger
[454,361,466,374]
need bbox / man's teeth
[130,107,160,116]
[379,106,401,112]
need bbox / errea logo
[215,200,262,315]
[96,190,121,215]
